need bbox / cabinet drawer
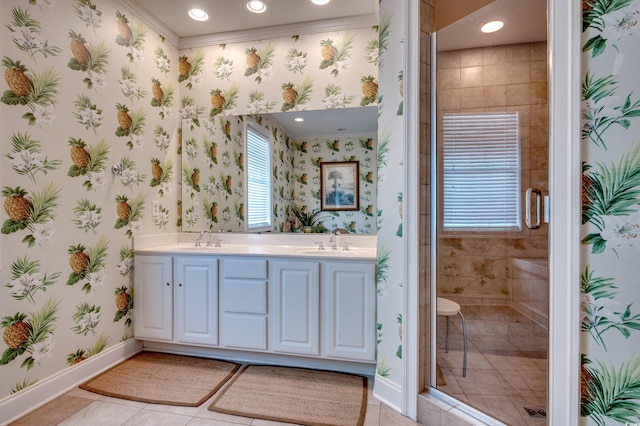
[220,314,267,350]
[221,258,267,279]
[221,280,267,314]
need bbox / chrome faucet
[329,229,342,251]
[195,230,213,247]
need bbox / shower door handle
[525,188,542,229]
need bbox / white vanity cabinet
[270,260,320,356]
[133,240,377,370]
[219,258,268,350]
[322,261,376,362]
[133,254,218,346]
[133,254,173,341]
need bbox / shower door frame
[407,0,582,423]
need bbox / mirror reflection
[180,107,378,234]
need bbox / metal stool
[437,297,467,377]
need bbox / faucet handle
[342,242,352,251]
[314,241,325,250]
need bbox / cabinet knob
[166,282,170,286]
[179,283,182,287]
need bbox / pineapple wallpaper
[0,0,180,399]
[580,0,640,424]
[0,0,387,406]
[177,27,378,115]
[181,113,378,234]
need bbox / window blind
[246,121,272,231]
[442,112,521,231]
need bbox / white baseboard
[373,374,404,414]
[0,339,142,425]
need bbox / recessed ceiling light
[188,8,209,21]
[311,0,331,5]
[294,117,304,122]
[247,1,267,13]
[481,20,504,33]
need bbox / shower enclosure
[427,1,550,424]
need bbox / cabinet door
[270,260,320,355]
[133,254,173,341]
[323,262,376,362]
[174,256,218,346]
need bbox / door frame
[403,0,582,423]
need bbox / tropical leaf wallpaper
[581,0,640,424]
[375,0,405,384]
[0,0,181,399]
[0,0,391,405]
[6,0,638,423]
[176,27,378,115]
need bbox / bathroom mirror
[180,106,378,234]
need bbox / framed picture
[320,161,359,211]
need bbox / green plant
[290,205,327,228]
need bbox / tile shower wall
[508,257,549,329]
[436,42,549,304]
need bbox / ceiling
[122,0,377,40]
[122,0,546,50]
[437,0,547,51]
[120,0,545,135]
[268,107,378,138]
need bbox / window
[245,119,272,231]
[442,112,521,231]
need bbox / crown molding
[118,1,376,50]
[179,14,377,49]
[118,0,180,47]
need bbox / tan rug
[80,352,239,406]
[209,365,367,426]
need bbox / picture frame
[320,161,359,211]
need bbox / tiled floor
[10,372,421,426]
[435,305,548,426]
[11,305,548,426]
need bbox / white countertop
[133,232,377,260]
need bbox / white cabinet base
[323,262,376,362]
[142,341,376,377]
[135,254,376,371]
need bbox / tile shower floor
[10,374,421,426]
[435,304,548,426]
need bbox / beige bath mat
[80,352,239,406]
[209,364,367,426]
